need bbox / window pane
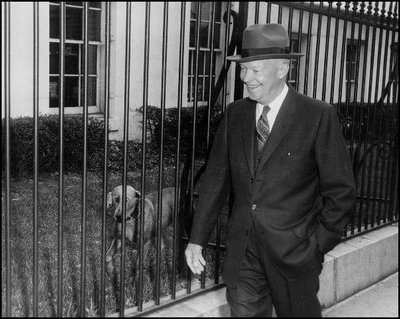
[215,2,222,22]
[50,5,60,38]
[189,51,193,76]
[88,77,97,106]
[50,43,60,74]
[187,77,192,101]
[65,43,80,74]
[66,2,82,6]
[198,51,205,75]
[65,77,80,107]
[200,22,209,48]
[81,76,97,106]
[89,10,101,41]
[49,76,59,108]
[66,7,82,40]
[191,3,198,19]
[200,2,211,21]
[87,45,97,75]
[190,21,196,47]
[204,77,210,101]
[213,24,220,49]
[89,2,102,8]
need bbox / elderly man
[185,23,356,317]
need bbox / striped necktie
[256,105,271,153]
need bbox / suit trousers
[225,220,322,317]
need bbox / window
[188,2,224,104]
[49,2,102,110]
[346,40,361,101]
[287,33,305,90]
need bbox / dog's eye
[115,198,120,204]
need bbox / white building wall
[2,2,49,118]
[2,2,397,139]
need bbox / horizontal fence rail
[1,1,398,317]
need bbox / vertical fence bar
[321,2,332,102]
[376,3,392,224]
[368,2,385,228]
[32,2,39,317]
[385,2,398,221]
[361,2,379,230]
[303,1,314,95]
[4,1,12,317]
[354,1,370,234]
[357,2,376,232]
[155,1,169,306]
[207,1,216,172]
[57,2,66,316]
[255,1,260,24]
[201,1,217,290]
[138,1,151,312]
[80,2,89,316]
[187,1,202,294]
[295,4,304,92]
[336,1,350,123]
[119,2,132,316]
[387,35,398,222]
[100,2,111,317]
[312,1,323,99]
[217,1,232,286]
[341,2,357,234]
[329,2,342,107]
[277,3,283,24]
[172,1,186,301]
[266,2,272,23]
[287,3,293,41]
[343,2,358,157]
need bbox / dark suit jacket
[189,86,356,286]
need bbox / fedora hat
[227,23,304,62]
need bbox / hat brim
[227,52,304,63]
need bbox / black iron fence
[2,1,398,317]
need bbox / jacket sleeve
[189,109,231,247]
[314,106,356,254]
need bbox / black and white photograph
[2,2,398,317]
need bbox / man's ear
[278,60,290,79]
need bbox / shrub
[139,104,223,160]
[2,105,224,178]
[2,115,106,177]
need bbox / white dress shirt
[255,83,289,130]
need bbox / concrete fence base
[143,222,398,317]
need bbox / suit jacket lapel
[257,87,297,171]
[241,99,257,179]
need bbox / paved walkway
[144,272,398,317]
[322,272,398,317]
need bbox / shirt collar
[258,83,288,113]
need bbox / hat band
[241,47,291,58]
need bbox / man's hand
[185,243,206,275]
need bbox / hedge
[2,105,223,178]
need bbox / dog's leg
[106,236,122,312]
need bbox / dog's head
[107,185,141,222]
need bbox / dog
[105,185,182,306]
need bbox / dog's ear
[107,191,113,209]
[135,190,141,198]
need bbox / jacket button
[245,230,249,235]
[252,204,256,210]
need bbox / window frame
[187,2,226,106]
[48,1,104,114]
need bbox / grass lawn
[1,164,227,317]
[2,141,396,317]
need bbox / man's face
[239,59,286,105]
